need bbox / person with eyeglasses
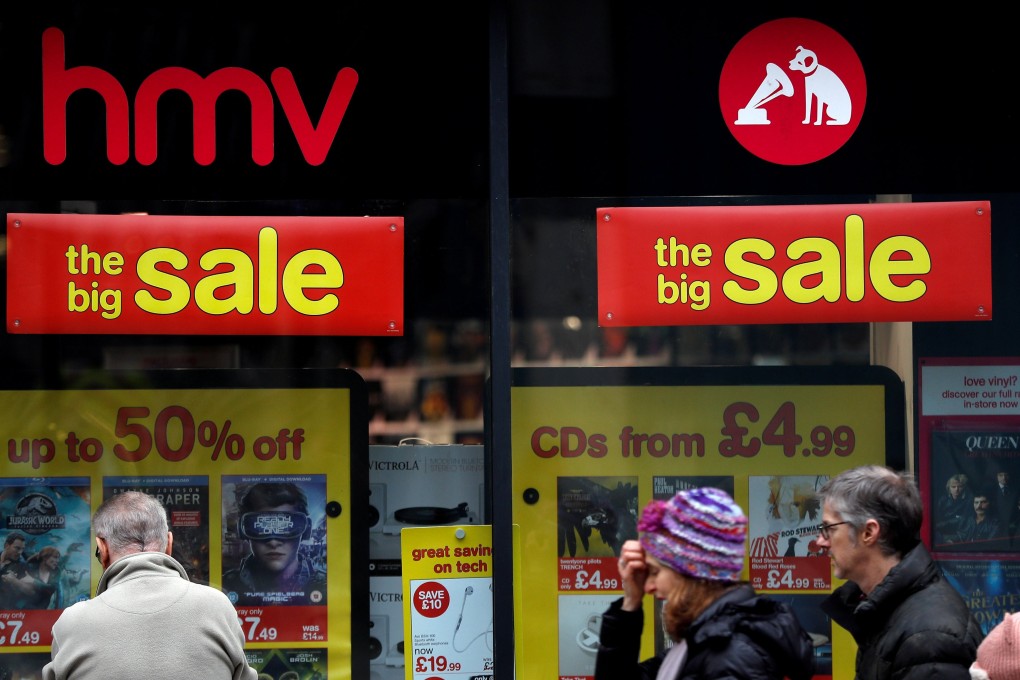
[815,465,982,680]
[221,481,326,607]
[42,491,256,680]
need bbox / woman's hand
[617,539,648,611]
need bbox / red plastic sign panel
[719,18,866,165]
[597,201,991,327]
[7,213,404,335]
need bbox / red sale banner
[597,201,991,326]
[6,213,403,335]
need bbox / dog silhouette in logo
[788,46,852,125]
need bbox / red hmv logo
[719,18,866,165]
[42,27,359,166]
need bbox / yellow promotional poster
[0,369,368,680]
[401,525,494,680]
[511,366,905,680]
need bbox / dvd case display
[0,477,91,613]
[103,475,210,584]
[245,647,327,680]
[221,474,328,607]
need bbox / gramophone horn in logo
[719,18,866,165]
[735,63,794,125]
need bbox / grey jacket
[43,551,256,680]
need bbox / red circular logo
[413,580,450,619]
[719,18,866,165]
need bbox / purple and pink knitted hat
[638,487,747,583]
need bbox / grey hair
[817,465,922,557]
[93,491,169,557]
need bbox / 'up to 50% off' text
[8,405,304,469]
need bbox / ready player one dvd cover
[221,474,327,607]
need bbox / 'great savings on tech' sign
[6,213,404,336]
[597,201,991,327]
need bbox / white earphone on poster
[452,583,493,652]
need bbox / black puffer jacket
[595,584,815,680]
[821,542,982,680]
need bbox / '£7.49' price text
[238,615,278,641]
[0,619,42,646]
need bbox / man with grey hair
[815,465,981,679]
[43,491,256,680]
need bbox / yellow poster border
[510,365,905,680]
[0,368,369,680]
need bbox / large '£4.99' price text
[530,400,858,460]
[573,569,619,591]
[766,569,810,590]
[719,401,855,458]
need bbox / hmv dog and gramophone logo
[719,17,866,165]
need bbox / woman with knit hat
[971,612,1020,680]
[594,487,815,680]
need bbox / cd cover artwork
[651,475,734,501]
[557,476,638,597]
[557,476,638,560]
[103,475,210,584]
[747,475,831,592]
[557,593,616,680]
[930,430,1020,553]
[771,593,834,676]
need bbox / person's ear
[165,531,174,557]
[859,518,881,546]
[96,536,109,568]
